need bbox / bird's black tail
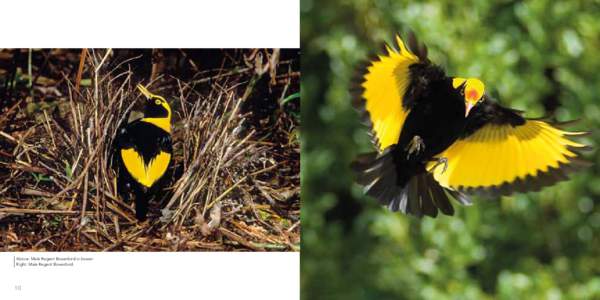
[352,148,470,217]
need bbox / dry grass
[0,49,300,251]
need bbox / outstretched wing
[428,100,589,194]
[355,35,422,151]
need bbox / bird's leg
[405,135,425,159]
[429,157,448,174]
[134,190,149,222]
[116,176,130,202]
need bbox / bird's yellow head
[452,77,485,117]
[137,84,172,133]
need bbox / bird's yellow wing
[357,35,420,151]
[429,119,588,193]
[120,148,171,188]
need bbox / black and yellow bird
[352,33,589,217]
[114,84,172,221]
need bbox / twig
[94,49,112,101]
[19,188,54,198]
[0,208,87,215]
[80,231,104,249]
[219,227,264,251]
[27,49,33,100]
[75,48,88,93]
[80,171,89,224]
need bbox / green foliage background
[301,1,600,299]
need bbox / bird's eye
[155,99,161,105]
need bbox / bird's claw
[405,135,425,159]
[431,157,448,174]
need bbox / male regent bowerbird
[114,84,173,221]
[352,33,590,217]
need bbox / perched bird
[352,33,589,217]
[114,84,173,220]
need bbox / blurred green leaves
[301,0,600,299]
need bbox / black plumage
[112,85,173,221]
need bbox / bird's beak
[137,84,152,100]
[465,102,475,117]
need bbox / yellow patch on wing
[362,35,419,151]
[428,120,587,190]
[120,148,171,187]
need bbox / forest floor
[0,49,300,251]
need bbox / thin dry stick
[219,227,264,251]
[94,49,112,102]
[80,172,89,224]
[0,208,89,215]
[75,48,88,92]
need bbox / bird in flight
[352,33,590,217]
